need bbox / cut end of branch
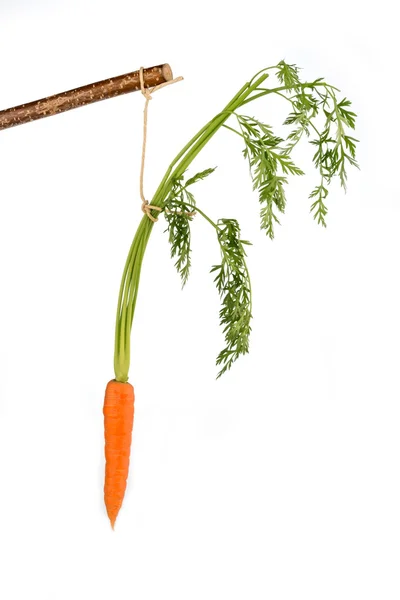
[162,63,173,82]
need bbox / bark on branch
[0,63,173,132]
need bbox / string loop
[139,67,183,222]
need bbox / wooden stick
[0,63,173,132]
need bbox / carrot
[103,379,135,529]
[107,61,359,526]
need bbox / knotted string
[139,67,183,222]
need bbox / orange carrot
[103,379,135,529]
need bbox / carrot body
[103,379,135,529]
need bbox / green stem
[113,217,153,382]
[189,204,218,229]
[240,81,338,106]
[151,75,269,208]
[222,123,244,138]
[149,83,253,207]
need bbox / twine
[139,67,183,222]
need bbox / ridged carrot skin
[103,380,135,529]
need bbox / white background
[0,1,398,598]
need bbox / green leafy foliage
[283,90,318,152]
[163,168,215,286]
[309,184,329,227]
[276,60,302,91]
[309,96,359,185]
[155,59,359,379]
[267,65,359,226]
[186,167,217,186]
[211,219,252,378]
[163,177,195,287]
[237,114,304,239]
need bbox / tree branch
[0,63,173,131]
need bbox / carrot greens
[113,60,359,382]
[163,168,216,286]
